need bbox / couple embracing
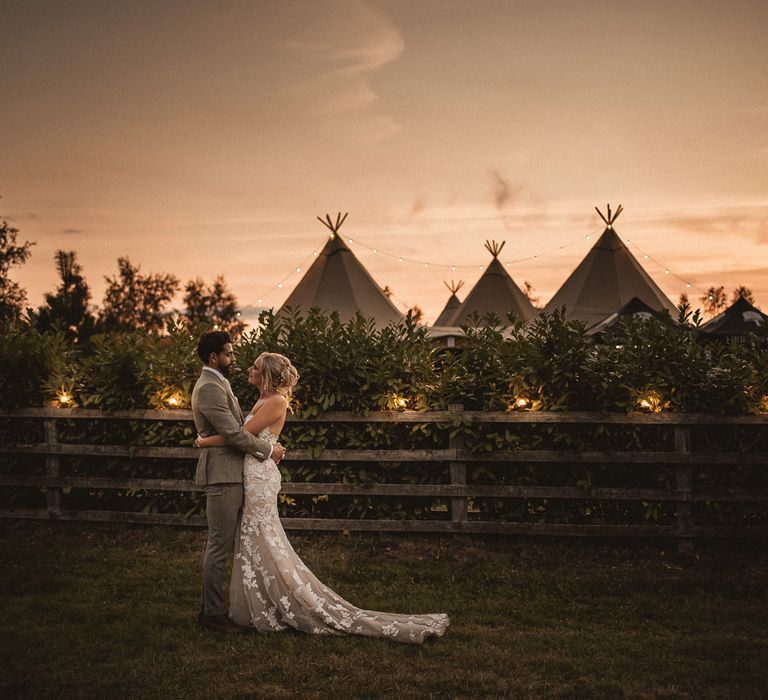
[191,331,449,644]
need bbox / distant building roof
[587,296,668,335]
[699,296,767,338]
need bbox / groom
[192,330,285,632]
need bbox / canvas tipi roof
[443,241,536,326]
[277,213,404,326]
[543,205,677,327]
[699,296,767,339]
[434,280,464,326]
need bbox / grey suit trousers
[202,482,243,616]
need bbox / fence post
[448,404,467,530]
[44,417,61,519]
[674,425,694,553]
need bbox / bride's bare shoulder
[264,393,288,409]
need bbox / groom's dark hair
[197,331,232,364]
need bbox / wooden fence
[1,407,767,549]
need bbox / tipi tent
[434,280,464,326]
[699,296,768,340]
[543,205,676,327]
[442,241,536,326]
[277,213,404,326]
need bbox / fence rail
[2,407,767,549]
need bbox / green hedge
[3,307,766,414]
[1,309,767,526]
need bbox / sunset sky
[2,0,767,324]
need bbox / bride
[195,352,450,644]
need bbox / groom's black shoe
[197,612,250,634]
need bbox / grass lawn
[1,522,766,699]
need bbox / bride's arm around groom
[191,374,274,483]
[191,330,284,631]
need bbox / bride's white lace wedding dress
[228,421,450,644]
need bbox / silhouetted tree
[676,292,702,325]
[183,275,244,334]
[731,286,755,304]
[0,220,34,320]
[523,280,540,307]
[100,257,179,332]
[36,250,96,342]
[700,286,727,318]
[407,305,424,325]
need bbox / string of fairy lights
[52,225,722,408]
[253,226,715,310]
[622,238,708,297]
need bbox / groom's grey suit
[191,367,273,617]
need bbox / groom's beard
[219,364,231,378]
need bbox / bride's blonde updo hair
[255,352,299,399]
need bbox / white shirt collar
[202,365,229,384]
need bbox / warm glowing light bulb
[277,283,282,288]
[296,267,301,272]
[58,392,71,405]
[664,269,669,274]
[516,397,528,407]
[398,257,403,263]
[640,399,652,409]
[167,396,179,407]
[451,266,456,271]
[349,238,353,243]
[373,249,377,253]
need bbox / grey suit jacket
[191,369,272,486]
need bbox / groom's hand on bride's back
[272,443,286,463]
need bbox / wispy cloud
[61,228,84,235]
[409,197,427,216]
[2,212,40,223]
[284,0,404,140]
[325,24,403,78]
[629,204,768,245]
[284,1,404,78]
[489,169,524,210]
[314,82,379,116]
[670,214,767,244]
[352,113,402,142]
[741,105,768,117]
